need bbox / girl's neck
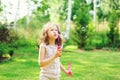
[49,39,56,46]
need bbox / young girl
[38,22,70,80]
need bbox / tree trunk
[14,0,20,30]
[65,0,72,40]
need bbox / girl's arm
[60,63,68,74]
[60,63,73,76]
[39,45,62,67]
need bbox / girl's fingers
[58,51,62,57]
[58,47,62,50]
[55,49,62,58]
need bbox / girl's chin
[51,36,57,40]
[53,35,58,38]
[54,37,58,39]
[55,37,58,39]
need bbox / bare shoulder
[39,43,46,48]
[39,43,46,52]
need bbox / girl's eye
[50,29,53,31]
[55,29,58,31]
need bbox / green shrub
[92,36,103,49]
[0,24,16,56]
[86,31,109,49]
[84,45,94,51]
[71,0,90,48]
[0,42,10,56]
[85,21,95,50]
[0,24,18,43]
[0,25,9,42]
[93,32,109,49]
[11,36,34,48]
[107,11,119,47]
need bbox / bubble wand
[57,34,61,49]
[68,62,72,76]
[57,34,72,76]
[57,26,61,49]
[57,26,72,77]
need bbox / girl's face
[47,26,58,40]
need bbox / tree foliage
[97,0,120,47]
[72,0,91,48]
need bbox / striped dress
[39,43,61,79]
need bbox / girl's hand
[67,70,72,76]
[55,48,62,58]
[67,62,72,77]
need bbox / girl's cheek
[56,31,58,34]
[48,32,52,37]
[49,32,54,37]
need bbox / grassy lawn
[0,46,120,80]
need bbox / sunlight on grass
[15,58,27,62]
[0,47,120,80]
[61,50,120,80]
[64,45,78,51]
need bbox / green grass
[0,46,120,80]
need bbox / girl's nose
[54,31,58,35]
[54,30,57,33]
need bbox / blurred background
[0,0,120,51]
[0,0,120,80]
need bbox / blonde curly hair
[38,22,62,46]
